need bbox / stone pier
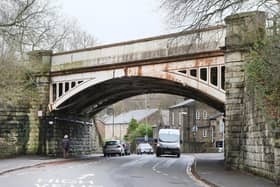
[225,11,279,183]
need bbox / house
[101,108,160,140]
[168,99,223,153]
[208,112,224,151]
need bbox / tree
[161,0,280,29]
[0,0,97,55]
[0,51,32,106]
[0,0,97,106]
[0,0,62,55]
[54,20,98,52]
[125,119,152,144]
[127,118,138,134]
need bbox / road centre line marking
[78,173,95,180]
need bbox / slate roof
[208,112,224,120]
[168,99,195,109]
[104,108,158,125]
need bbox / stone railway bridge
[49,25,225,115]
[1,11,279,183]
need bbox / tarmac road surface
[0,154,203,187]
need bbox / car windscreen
[105,141,119,145]
[139,144,151,148]
[159,133,179,143]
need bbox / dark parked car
[103,140,125,156]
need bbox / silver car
[136,143,154,154]
[103,140,125,156]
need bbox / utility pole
[108,106,115,139]
[112,105,115,139]
[145,94,148,142]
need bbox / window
[202,129,208,137]
[221,66,225,90]
[190,69,197,77]
[196,111,200,120]
[178,70,187,74]
[65,82,69,92]
[203,111,208,119]
[52,84,57,100]
[71,82,76,88]
[210,67,218,86]
[58,83,63,97]
[200,68,207,81]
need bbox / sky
[57,0,168,44]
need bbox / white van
[156,129,181,157]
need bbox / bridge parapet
[51,26,225,73]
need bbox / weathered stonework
[225,11,279,184]
[27,50,52,154]
[43,117,99,156]
[0,50,100,158]
[0,107,30,158]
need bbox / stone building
[208,113,224,151]
[169,99,224,152]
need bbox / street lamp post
[144,94,148,142]
[107,107,115,139]
[112,106,115,139]
[181,111,188,152]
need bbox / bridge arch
[52,74,225,116]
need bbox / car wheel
[177,153,180,158]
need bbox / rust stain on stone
[138,66,142,76]
[124,67,128,76]
[165,72,177,82]
[205,58,213,65]
[164,64,169,72]
[195,59,200,67]
[195,58,214,67]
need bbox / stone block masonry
[0,50,100,158]
[225,11,279,184]
[0,107,30,158]
[45,117,97,157]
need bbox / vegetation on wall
[246,22,280,128]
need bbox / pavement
[0,155,65,175]
[192,153,278,187]
[0,153,278,187]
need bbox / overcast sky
[57,0,168,44]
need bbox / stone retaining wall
[45,118,98,157]
[0,107,30,158]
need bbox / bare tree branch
[161,0,280,29]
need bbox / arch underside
[55,76,225,116]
